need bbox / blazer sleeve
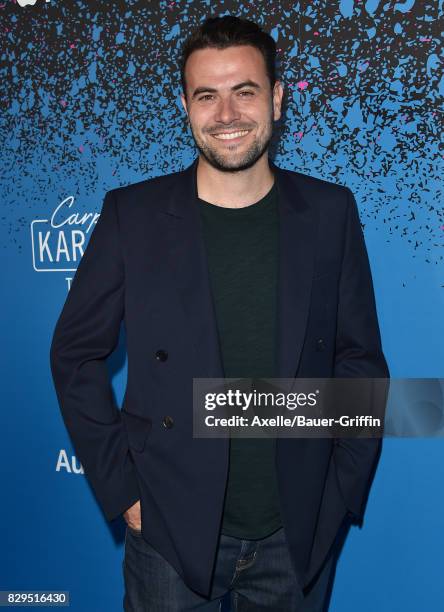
[332,187,390,525]
[49,189,140,522]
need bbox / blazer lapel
[271,160,317,383]
[158,157,317,382]
[158,158,224,378]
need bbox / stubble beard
[189,112,274,173]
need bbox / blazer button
[163,415,174,429]
[316,338,326,351]
[155,349,168,362]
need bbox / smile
[212,130,251,140]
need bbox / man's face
[180,45,284,172]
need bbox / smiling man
[180,38,281,205]
[50,14,389,612]
[182,46,279,176]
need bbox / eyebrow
[191,80,262,100]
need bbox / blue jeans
[122,525,340,611]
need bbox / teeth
[213,130,250,140]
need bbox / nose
[214,95,241,124]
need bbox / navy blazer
[50,156,389,596]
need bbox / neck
[196,153,275,208]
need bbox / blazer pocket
[121,408,152,452]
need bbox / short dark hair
[180,15,277,98]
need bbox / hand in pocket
[123,499,141,531]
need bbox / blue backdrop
[1,1,443,610]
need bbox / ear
[272,80,284,121]
[180,92,189,116]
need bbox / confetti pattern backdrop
[1,1,443,611]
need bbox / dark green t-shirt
[198,181,282,539]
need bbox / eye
[198,94,214,101]
[239,91,254,97]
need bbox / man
[50,15,389,611]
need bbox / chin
[212,159,262,173]
[210,149,264,170]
